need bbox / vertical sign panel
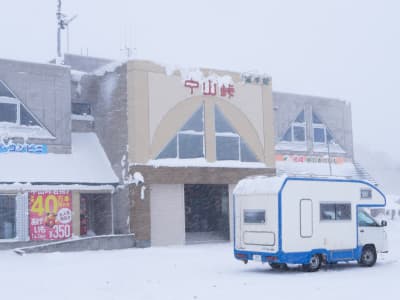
[29,191,72,241]
[300,199,313,238]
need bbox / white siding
[150,184,185,246]
[229,184,235,242]
[16,192,29,241]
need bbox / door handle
[360,229,364,233]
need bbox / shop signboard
[184,79,235,98]
[29,191,72,241]
[0,143,48,154]
[276,154,346,164]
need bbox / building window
[0,102,17,123]
[281,110,306,142]
[0,80,44,129]
[312,112,334,144]
[157,105,205,159]
[215,106,258,162]
[178,133,204,158]
[313,126,326,143]
[320,203,351,221]
[72,103,91,116]
[157,104,259,162]
[0,195,16,239]
[293,125,306,141]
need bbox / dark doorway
[80,193,112,236]
[184,184,229,243]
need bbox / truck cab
[357,208,388,265]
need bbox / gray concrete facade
[0,58,72,153]
[273,91,354,158]
[66,55,131,235]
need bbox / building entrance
[80,193,112,236]
[184,184,229,243]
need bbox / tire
[302,254,322,272]
[269,262,288,270]
[359,246,377,267]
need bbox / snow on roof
[0,132,118,185]
[234,175,287,195]
[0,183,115,192]
[276,160,359,178]
[145,158,268,169]
[92,60,126,76]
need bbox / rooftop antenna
[56,0,78,61]
[120,26,133,59]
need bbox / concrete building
[0,57,119,247]
[65,55,276,247]
[273,92,371,181]
[1,54,372,250]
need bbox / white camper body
[233,176,388,271]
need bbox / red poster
[29,191,72,241]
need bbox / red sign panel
[29,191,73,241]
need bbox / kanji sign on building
[29,191,72,241]
[184,79,235,98]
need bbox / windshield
[358,209,379,227]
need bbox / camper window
[358,210,379,227]
[244,209,265,224]
[320,203,351,221]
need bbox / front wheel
[359,246,377,267]
[302,254,322,272]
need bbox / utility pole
[56,0,78,61]
[327,139,332,176]
[56,0,62,59]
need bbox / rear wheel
[302,254,322,272]
[359,246,377,267]
[269,262,288,270]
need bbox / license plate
[253,254,262,261]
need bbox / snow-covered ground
[1,222,400,300]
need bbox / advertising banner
[29,191,72,241]
[275,154,346,164]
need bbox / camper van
[233,176,388,271]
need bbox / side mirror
[381,220,387,227]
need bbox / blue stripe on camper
[234,177,386,265]
[234,247,365,264]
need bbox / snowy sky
[1,0,399,163]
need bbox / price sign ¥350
[29,191,72,241]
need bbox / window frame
[292,123,306,142]
[177,131,205,159]
[358,209,379,227]
[313,124,327,144]
[0,97,44,129]
[320,202,352,221]
[72,102,92,116]
[243,209,266,224]
[0,194,17,240]
[214,106,259,162]
[215,132,240,161]
[0,97,19,124]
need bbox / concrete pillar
[131,184,151,247]
[204,101,216,162]
[72,191,80,237]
